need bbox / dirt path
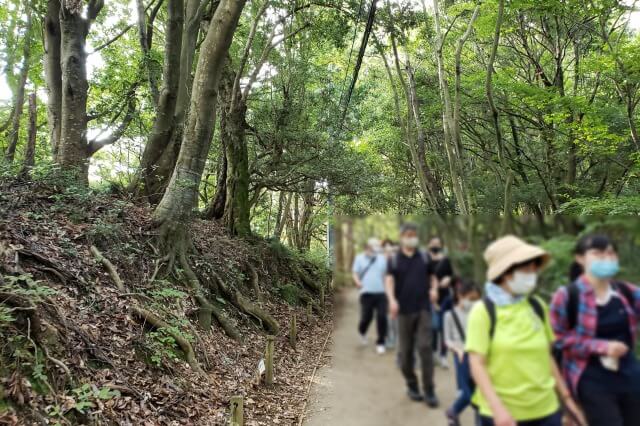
[304,288,474,426]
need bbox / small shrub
[278,284,301,305]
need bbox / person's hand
[563,396,587,426]
[455,349,465,362]
[492,405,516,426]
[607,341,629,358]
[441,276,452,287]
[389,299,399,319]
[430,288,438,304]
[354,280,363,289]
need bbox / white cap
[367,238,381,248]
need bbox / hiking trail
[304,288,475,426]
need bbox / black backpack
[552,281,634,365]
[483,296,546,340]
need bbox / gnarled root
[212,270,279,335]
[130,305,205,376]
[245,262,263,303]
[178,251,241,340]
[91,245,206,376]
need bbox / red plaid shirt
[550,275,640,394]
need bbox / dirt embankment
[0,179,332,425]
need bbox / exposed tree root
[0,291,43,338]
[295,265,321,293]
[245,262,263,303]
[298,292,320,313]
[130,305,205,376]
[90,245,206,376]
[211,270,279,335]
[178,251,241,341]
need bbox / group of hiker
[351,223,640,426]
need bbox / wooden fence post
[320,285,325,313]
[289,314,297,349]
[230,395,243,425]
[307,301,313,322]
[265,335,275,386]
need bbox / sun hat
[484,235,550,282]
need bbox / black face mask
[430,247,442,254]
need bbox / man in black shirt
[386,223,440,408]
[427,237,454,369]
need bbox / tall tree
[44,0,62,156]
[4,0,33,163]
[55,0,105,180]
[153,0,247,239]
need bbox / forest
[0,0,639,423]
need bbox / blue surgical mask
[589,259,620,279]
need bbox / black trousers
[358,293,388,345]
[578,379,640,426]
[398,310,434,394]
[479,411,561,426]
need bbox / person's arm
[469,353,515,426]
[385,274,399,318]
[550,288,612,358]
[352,256,363,289]
[443,312,463,356]
[353,272,363,289]
[550,355,586,426]
[429,274,438,305]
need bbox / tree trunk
[19,93,37,177]
[45,0,62,157]
[153,0,247,230]
[56,0,104,181]
[5,2,32,163]
[222,103,251,236]
[136,0,184,202]
[136,0,160,106]
[274,192,290,240]
[202,63,235,220]
[432,0,473,214]
[202,139,227,220]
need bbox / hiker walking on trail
[428,236,454,369]
[353,237,388,355]
[385,223,440,408]
[444,278,481,426]
[550,235,640,426]
[382,239,399,349]
[466,235,584,426]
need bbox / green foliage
[145,327,192,369]
[278,283,301,306]
[46,384,121,418]
[0,306,14,328]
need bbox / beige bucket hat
[484,235,550,282]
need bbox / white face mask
[508,271,538,295]
[461,299,474,311]
[402,236,419,248]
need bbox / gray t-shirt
[443,305,472,353]
[352,253,387,294]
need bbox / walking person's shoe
[406,384,423,402]
[445,408,461,426]
[376,344,386,355]
[425,389,440,408]
[359,333,368,346]
[439,355,449,369]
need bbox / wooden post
[230,395,243,426]
[265,335,275,386]
[307,301,313,322]
[320,285,325,313]
[289,314,297,349]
